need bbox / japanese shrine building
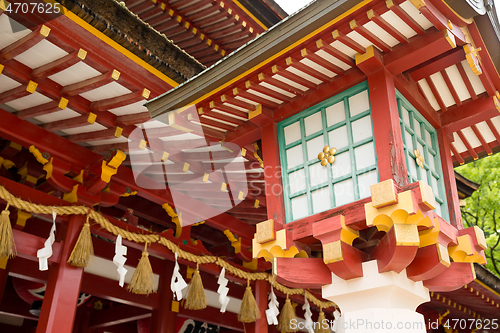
[1,0,500,332]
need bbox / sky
[274,0,314,15]
[277,0,500,18]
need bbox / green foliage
[455,153,500,276]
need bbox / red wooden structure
[0,0,499,332]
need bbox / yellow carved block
[255,219,275,244]
[111,69,120,80]
[139,139,147,150]
[162,151,169,162]
[108,150,126,168]
[63,184,79,203]
[419,217,441,247]
[16,209,32,228]
[0,257,7,270]
[340,215,359,245]
[448,235,474,262]
[419,180,436,210]
[254,199,260,208]
[114,127,123,138]
[253,228,286,259]
[473,226,487,250]
[40,25,51,37]
[26,81,38,93]
[58,97,69,109]
[370,179,397,208]
[242,259,258,271]
[323,240,343,264]
[29,146,49,165]
[183,162,190,172]
[87,112,97,124]
[394,224,420,246]
[365,190,415,228]
[0,64,4,75]
[202,173,209,182]
[43,158,54,179]
[436,243,451,267]
[248,104,263,120]
[77,48,87,60]
[171,300,179,312]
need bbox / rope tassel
[127,243,156,295]
[184,264,207,310]
[238,280,261,323]
[0,204,15,259]
[315,309,330,333]
[278,295,298,333]
[67,215,94,268]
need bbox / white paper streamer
[170,253,188,300]
[113,235,128,287]
[37,211,57,271]
[333,309,341,320]
[217,267,230,312]
[303,296,314,333]
[265,286,279,325]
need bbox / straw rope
[0,185,337,309]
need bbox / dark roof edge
[146,0,362,117]
[474,263,500,295]
[61,0,206,82]
[237,0,288,27]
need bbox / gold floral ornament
[414,149,424,169]
[318,145,337,167]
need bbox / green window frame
[278,82,378,223]
[397,90,449,221]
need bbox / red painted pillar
[436,128,462,228]
[150,260,176,333]
[0,259,9,304]
[260,121,286,225]
[368,68,408,187]
[36,214,85,333]
[246,279,268,333]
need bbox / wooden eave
[146,0,500,169]
[60,0,206,82]
[119,0,274,67]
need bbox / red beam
[31,50,84,78]
[65,127,120,143]
[456,130,478,160]
[116,112,151,126]
[61,71,119,96]
[387,0,425,36]
[409,47,466,82]
[449,143,465,165]
[42,115,91,132]
[274,67,366,122]
[0,25,47,60]
[367,9,408,44]
[12,229,62,264]
[285,57,332,83]
[393,74,440,129]
[270,65,317,90]
[89,305,150,330]
[15,100,62,120]
[457,62,477,100]
[0,109,255,241]
[332,29,365,54]
[441,69,461,106]
[300,48,344,76]
[0,83,34,104]
[471,124,492,155]
[315,39,354,67]
[441,95,498,132]
[425,77,447,111]
[385,28,455,75]
[90,89,150,112]
[350,19,391,53]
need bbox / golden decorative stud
[414,149,424,169]
[318,145,337,167]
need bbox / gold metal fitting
[318,145,337,166]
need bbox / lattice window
[278,82,378,222]
[397,91,449,220]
